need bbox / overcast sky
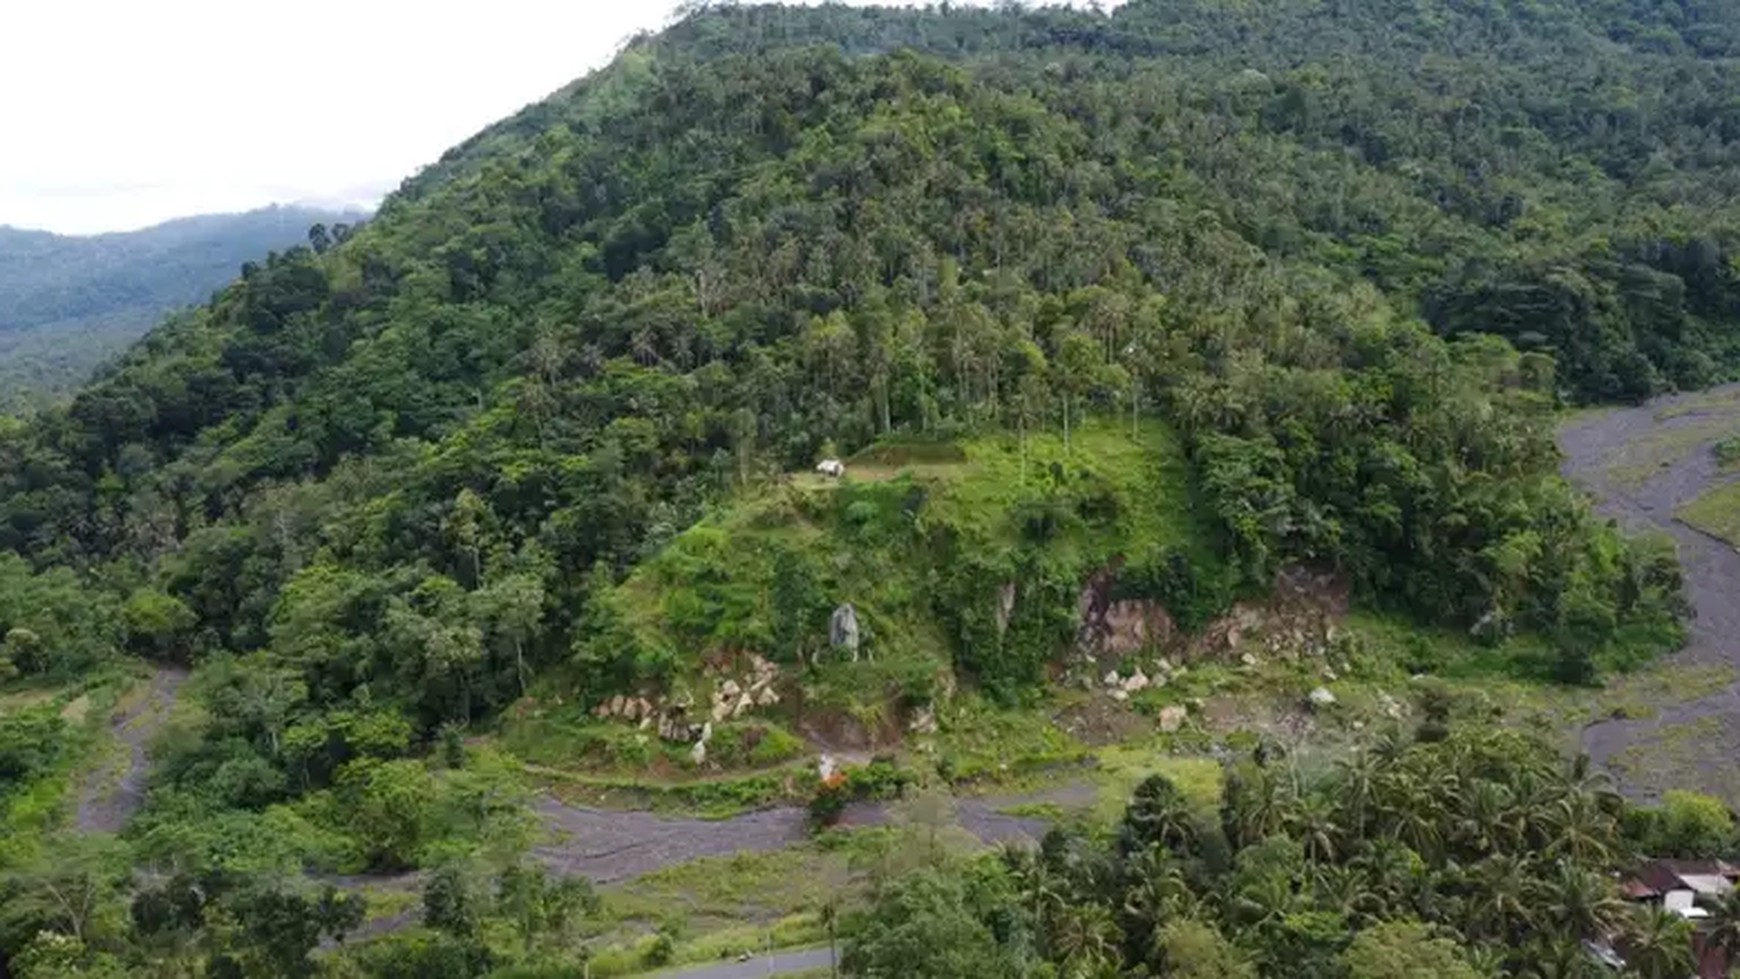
[0,0,700,234]
[2,1,1122,236]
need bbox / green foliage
[1627,790,1739,858]
[0,556,121,680]
[1338,920,1481,979]
[0,706,67,796]
[843,865,1034,979]
[336,759,438,870]
[0,0,1732,969]
[846,725,1715,978]
[1715,433,1740,469]
[121,588,195,661]
[1677,479,1740,546]
[1154,919,1257,979]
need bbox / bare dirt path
[76,665,188,835]
[1561,383,1740,801]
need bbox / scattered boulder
[710,698,733,724]
[909,705,938,735]
[657,712,693,743]
[733,693,755,719]
[1110,689,1130,702]
[1377,692,1403,720]
[830,603,862,661]
[1158,705,1188,733]
[1307,686,1337,709]
[1074,563,1175,658]
[1123,669,1150,694]
[1103,670,1121,688]
[721,679,741,699]
[690,739,707,766]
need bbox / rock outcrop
[830,603,862,661]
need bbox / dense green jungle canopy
[1,0,1738,974]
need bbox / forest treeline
[0,0,1737,973]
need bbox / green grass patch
[1678,480,1740,546]
[1601,414,1740,491]
[1088,746,1223,826]
[1653,386,1740,422]
[521,758,812,818]
[584,831,897,976]
[932,694,1091,785]
[0,671,132,867]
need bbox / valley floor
[1563,383,1740,802]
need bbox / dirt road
[76,665,188,835]
[1562,384,1740,800]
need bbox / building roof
[1624,860,1740,901]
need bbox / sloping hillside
[0,1,1730,973]
[0,205,363,408]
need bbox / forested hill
[0,0,1718,695]
[1,0,1735,974]
[0,204,363,410]
[410,0,1740,403]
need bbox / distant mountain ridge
[0,204,365,410]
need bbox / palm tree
[1334,748,1386,839]
[1309,863,1383,928]
[1288,789,1344,864]
[1463,853,1537,943]
[1048,902,1123,978]
[1455,778,1518,856]
[1351,838,1425,913]
[1221,762,1291,851]
[1121,774,1197,856]
[1378,775,1448,862]
[1541,789,1617,865]
[1622,906,1695,979]
[1540,860,1626,941]
[1005,845,1070,936]
[1119,846,1204,958]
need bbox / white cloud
[0,0,1118,234]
